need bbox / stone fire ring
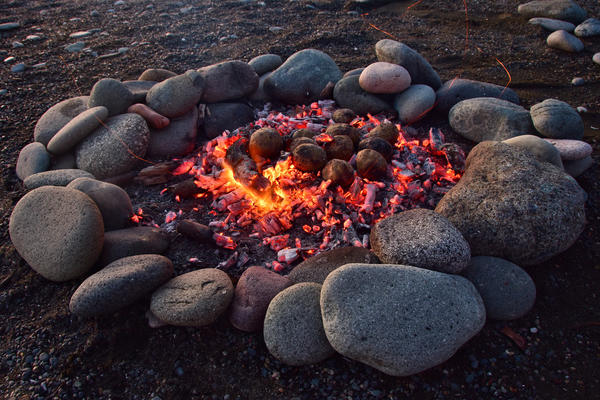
[10,41,587,377]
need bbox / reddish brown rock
[229,266,292,332]
[249,127,283,160]
[356,149,388,180]
[292,143,327,172]
[322,159,355,188]
[325,135,354,161]
[332,108,356,124]
[365,122,399,145]
[325,123,361,147]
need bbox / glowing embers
[176,101,463,258]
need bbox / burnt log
[224,138,271,197]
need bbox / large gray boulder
[375,39,442,90]
[198,61,259,103]
[333,75,391,116]
[34,96,89,146]
[517,0,587,24]
[435,79,519,114]
[146,70,204,118]
[321,264,485,376]
[47,106,109,155]
[69,254,174,317]
[264,283,335,366]
[75,113,150,179]
[370,208,471,274]
[449,97,535,142]
[88,79,134,116]
[9,186,104,281]
[202,102,255,139]
[264,49,342,105]
[435,141,586,266]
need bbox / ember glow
[172,101,463,263]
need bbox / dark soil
[1,1,599,399]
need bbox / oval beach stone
[9,186,104,281]
[47,106,109,155]
[34,96,89,146]
[24,169,95,190]
[88,78,134,116]
[546,30,584,52]
[530,98,584,139]
[16,142,50,180]
[393,84,436,124]
[146,70,204,118]
[69,254,174,317]
[99,226,170,266]
[359,62,411,94]
[543,138,592,160]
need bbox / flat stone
[571,77,585,86]
[575,17,600,37]
[67,177,133,231]
[333,75,391,116]
[371,209,471,273]
[264,283,335,366]
[435,78,520,114]
[264,49,342,105]
[122,80,157,103]
[147,106,197,157]
[99,226,170,266]
[248,54,283,75]
[503,135,563,169]
[75,113,150,179]
[543,138,592,160]
[462,256,536,320]
[69,254,174,317]
[88,79,134,116]
[375,39,442,90]
[16,142,50,180]
[65,42,86,52]
[229,266,292,332]
[11,63,25,73]
[528,17,575,32]
[23,169,95,190]
[199,60,259,103]
[435,141,586,266]
[320,264,485,376]
[138,68,177,82]
[202,102,255,139]
[146,70,204,118]
[530,98,584,139]
[9,186,104,281]
[393,84,436,124]
[563,155,593,177]
[547,30,584,52]
[150,269,234,326]
[359,62,411,94]
[47,106,108,155]
[449,97,535,142]
[0,22,20,31]
[34,96,89,146]
[517,0,587,24]
[289,247,380,284]
[69,31,92,38]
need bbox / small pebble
[32,62,46,69]
[69,31,92,39]
[11,63,26,73]
[576,106,587,113]
[25,35,41,41]
[530,327,538,333]
[4,56,16,63]
[0,89,7,96]
[90,10,100,17]
[0,22,20,31]
[571,77,584,86]
[12,41,24,48]
[593,53,600,65]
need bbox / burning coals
[140,100,464,271]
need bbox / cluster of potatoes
[248,109,399,187]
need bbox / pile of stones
[10,33,590,375]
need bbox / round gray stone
[202,102,255,139]
[528,17,575,32]
[16,142,50,180]
[75,113,150,179]
[264,283,335,366]
[543,138,592,160]
[333,75,391,116]
[530,98,584,139]
[435,141,586,266]
[122,80,157,103]
[370,209,471,273]
[393,84,436,124]
[69,254,174,317]
[248,54,283,75]
[375,39,442,90]
[503,134,563,169]
[593,53,600,65]
[9,186,104,281]
[574,17,600,37]
[563,155,593,177]
[435,78,520,114]
[67,177,133,231]
[88,78,134,116]
[462,256,536,320]
[146,70,204,118]
[198,60,259,103]
[264,49,342,105]
[320,263,485,376]
[34,96,89,146]
[99,226,170,266]
[150,269,233,326]
[547,30,584,52]
[47,106,109,155]
[147,106,198,157]
[24,169,95,190]
[517,0,587,24]
[289,247,380,284]
[138,68,177,82]
[449,97,535,142]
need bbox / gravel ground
[1,1,599,399]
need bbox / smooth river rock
[320,264,485,376]
[393,84,436,124]
[16,142,50,180]
[528,17,575,32]
[503,134,564,169]
[248,54,283,75]
[435,78,520,114]
[435,141,586,266]
[359,62,411,94]
[198,60,259,103]
[575,18,600,37]
[9,186,104,281]
[88,79,134,116]
[99,226,170,266]
[146,70,204,118]
[202,102,255,139]
[333,75,391,116]
[23,169,95,190]
[47,106,109,155]
[69,254,174,317]
[530,98,584,139]
[543,138,592,160]
[547,30,584,52]
[517,0,587,24]
[34,96,89,146]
